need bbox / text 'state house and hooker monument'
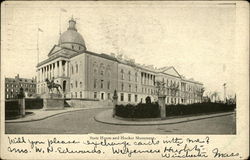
[36,18,203,107]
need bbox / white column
[47,65,49,79]
[52,63,54,78]
[59,60,62,77]
[44,66,46,79]
[39,68,43,82]
[55,61,58,78]
[50,64,52,79]
[43,67,46,81]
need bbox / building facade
[5,74,36,99]
[37,18,203,105]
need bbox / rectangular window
[71,65,74,74]
[75,92,77,98]
[94,79,97,88]
[121,83,124,91]
[76,64,78,73]
[107,81,110,90]
[101,93,104,100]
[120,93,124,101]
[80,91,82,98]
[75,81,78,88]
[135,95,138,102]
[94,92,97,99]
[71,92,73,98]
[129,84,131,92]
[135,85,137,92]
[107,93,110,99]
[128,94,131,102]
[101,80,104,89]
[121,69,124,80]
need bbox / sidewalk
[6,107,108,123]
[94,109,235,125]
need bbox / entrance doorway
[63,80,66,92]
[100,92,105,100]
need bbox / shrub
[115,103,160,118]
[25,98,43,109]
[5,100,20,119]
[165,102,236,117]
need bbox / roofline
[38,48,203,85]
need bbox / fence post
[112,90,118,117]
[18,87,26,117]
[19,98,25,117]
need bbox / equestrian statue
[45,77,62,94]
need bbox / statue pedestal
[43,93,64,110]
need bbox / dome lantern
[58,17,86,51]
[68,17,77,31]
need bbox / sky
[1,1,237,99]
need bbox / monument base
[43,98,64,110]
[43,93,64,110]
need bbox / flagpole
[37,26,39,64]
[59,9,61,35]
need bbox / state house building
[36,18,203,105]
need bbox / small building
[5,74,36,99]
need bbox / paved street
[5,108,236,134]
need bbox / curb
[94,110,235,126]
[6,107,110,123]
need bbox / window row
[120,93,138,102]
[71,63,79,75]
[94,79,111,90]
[70,81,83,89]
[120,69,138,82]
[6,84,35,88]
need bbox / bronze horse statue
[45,78,62,94]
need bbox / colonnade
[141,72,155,86]
[37,60,69,82]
